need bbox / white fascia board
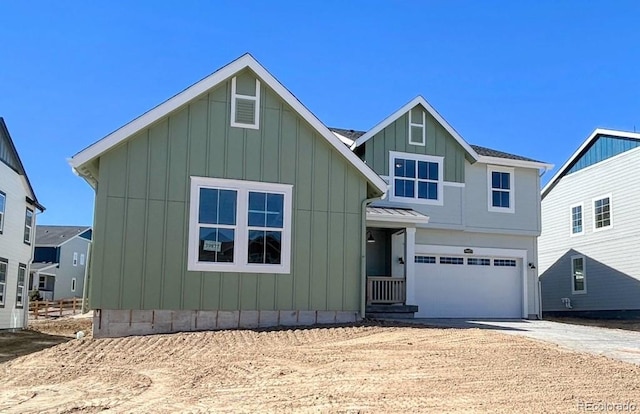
[366,214,430,225]
[477,155,554,171]
[541,128,640,198]
[69,53,387,194]
[352,96,479,161]
[332,131,354,147]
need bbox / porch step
[366,304,419,319]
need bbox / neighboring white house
[31,226,92,301]
[539,128,640,318]
[336,96,553,319]
[0,118,45,329]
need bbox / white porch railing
[366,276,406,305]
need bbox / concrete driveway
[404,318,640,366]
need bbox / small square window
[488,166,514,213]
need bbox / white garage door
[414,255,523,318]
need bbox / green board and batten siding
[363,105,467,182]
[91,69,368,312]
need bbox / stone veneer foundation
[93,309,361,338]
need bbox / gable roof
[350,96,480,160]
[542,128,640,199]
[35,225,92,247]
[0,118,45,211]
[69,54,387,195]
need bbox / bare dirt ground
[1,319,640,413]
[547,317,640,332]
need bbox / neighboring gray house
[539,128,640,318]
[0,118,45,329]
[68,54,550,338]
[31,226,92,301]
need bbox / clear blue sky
[2,1,639,226]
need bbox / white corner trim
[353,96,479,161]
[568,202,584,237]
[69,54,387,194]
[542,128,640,198]
[592,193,613,232]
[487,165,515,214]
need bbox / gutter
[360,193,384,319]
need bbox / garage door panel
[414,255,522,318]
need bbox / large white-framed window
[487,165,515,213]
[24,208,34,244]
[0,258,7,307]
[16,263,26,308]
[570,203,584,236]
[73,252,78,266]
[389,151,443,205]
[593,195,612,231]
[408,107,426,146]
[0,191,5,234]
[230,75,260,130]
[571,255,586,294]
[188,177,292,273]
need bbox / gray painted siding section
[90,69,368,313]
[465,162,541,234]
[540,147,640,312]
[45,237,90,300]
[0,161,32,329]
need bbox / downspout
[361,194,383,319]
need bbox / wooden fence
[29,297,84,319]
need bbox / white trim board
[69,53,387,195]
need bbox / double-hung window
[0,259,7,307]
[593,196,611,230]
[571,255,586,294]
[570,203,583,235]
[16,264,26,308]
[0,191,5,234]
[389,151,443,205]
[488,166,514,213]
[188,177,292,273]
[24,208,34,244]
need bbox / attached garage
[412,250,525,318]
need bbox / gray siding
[0,161,33,329]
[50,237,90,300]
[540,146,640,311]
[90,69,369,313]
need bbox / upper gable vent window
[408,107,426,146]
[231,75,260,130]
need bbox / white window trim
[487,165,515,213]
[592,194,613,232]
[71,277,77,292]
[16,263,26,307]
[24,207,34,244]
[569,202,584,236]
[230,76,260,130]
[0,191,5,234]
[571,254,587,294]
[388,151,444,206]
[80,253,85,266]
[188,176,292,273]
[0,259,6,306]
[408,108,426,146]
[73,252,78,266]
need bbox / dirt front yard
[1,319,639,413]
